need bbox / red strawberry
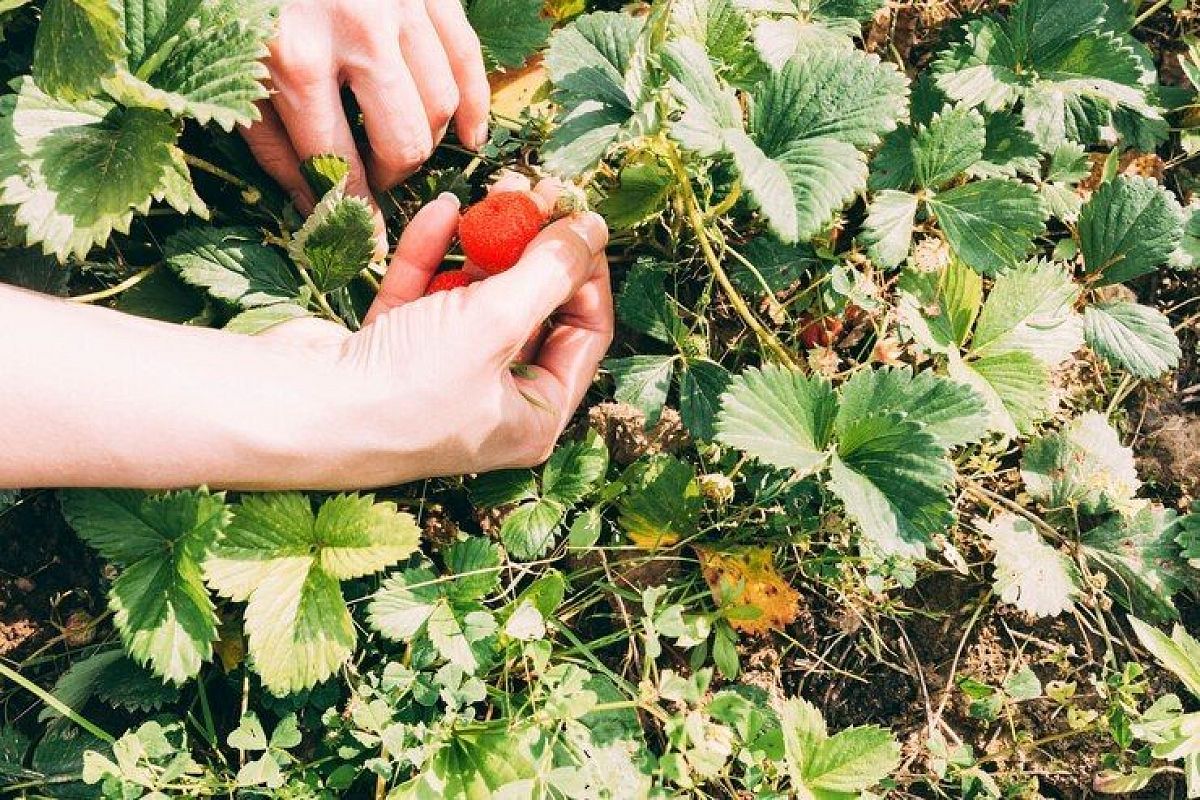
[426,270,474,294]
[799,315,844,349]
[458,191,546,275]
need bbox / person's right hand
[263,181,613,489]
[241,0,491,253]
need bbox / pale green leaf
[927,179,1046,276]
[715,365,837,476]
[1021,411,1140,514]
[972,259,1083,367]
[542,102,628,177]
[670,0,765,88]
[949,350,1050,437]
[1078,176,1185,286]
[599,160,674,230]
[912,107,987,188]
[834,366,989,450]
[1129,617,1200,700]
[468,0,551,70]
[1083,505,1187,623]
[750,47,908,156]
[828,413,955,558]
[288,183,377,293]
[1176,503,1200,570]
[723,129,799,243]
[166,227,298,309]
[1084,301,1180,379]
[205,493,420,695]
[0,80,177,261]
[933,19,1021,111]
[774,137,868,242]
[545,11,643,111]
[61,489,230,684]
[984,513,1080,617]
[225,303,311,335]
[860,190,918,268]
[804,726,901,794]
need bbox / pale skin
[0,2,614,491]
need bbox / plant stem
[667,146,800,370]
[296,265,342,324]
[1134,0,1169,25]
[182,152,250,191]
[706,179,742,220]
[70,266,158,304]
[0,659,114,744]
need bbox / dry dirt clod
[586,403,690,465]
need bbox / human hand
[263,180,612,489]
[241,0,490,251]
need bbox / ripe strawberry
[426,270,474,294]
[458,191,546,275]
[799,315,844,349]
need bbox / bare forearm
[0,286,346,489]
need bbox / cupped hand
[241,0,490,250]
[266,181,613,489]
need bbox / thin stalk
[667,146,800,370]
[183,153,250,192]
[296,265,342,324]
[70,266,158,304]
[0,659,114,744]
[705,180,742,220]
[1134,0,1169,25]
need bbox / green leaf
[99,0,274,131]
[468,0,551,70]
[912,107,987,189]
[166,227,298,309]
[679,358,732,441]
[0,81,178,261]
[828,413,955,558]
[501,499,566,561]
[772,136,868,243]
[904,255,983,350]
[1176,503,1200,570]
[600,159,674,229]
[204,493,420,695]
[868,127,916,191]
[616,259,684,344]
[670,0,765,89]
[288,183,377,293]
[716,365,837,476]
[951,349,1050,437]
[225,303,311,335]
[1129,617,1200,700]
[750,47,908,156]
[1021,411,1140,514]
[33,0,124,100]
[369,567,497,673]
[0,246,70,295]
[835,366,989,450]
[860,190,918,268]
[471,470,538,508]
[606,355,676,428]
[299,154,349,198]
[972,111,1040,179]
[61,489,230,684]
[805,726,902,795]
[971,259,1083,367]
[446,538,502,602]
[985,513,1080,617]
[934,19,1022,112]
[732,236,819,295]
[926,179,1046,276]
[543,429,609,506]
[545,11,644,112]
[1083,505,1187,623]
[617,455,702,549]
[1078,176,1185,286]
[1084,301,1180,379]
[542,103,630,176]
[391,727,536,799]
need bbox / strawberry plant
[1,0,1199,797]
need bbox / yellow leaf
[697,547,801,635]
[490,56,552,126]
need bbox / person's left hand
[241,0,491,252]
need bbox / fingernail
[438,192,461,209]
[567,212,608,255]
